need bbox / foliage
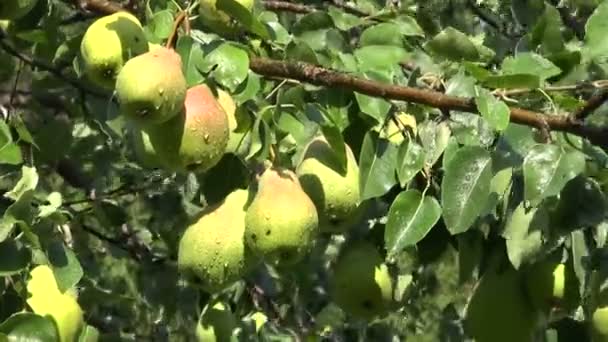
[1,0,608,340]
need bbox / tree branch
[572,89,608,120]
[248,57,608,149]
[262,1,315,14]
[74,0,124,15]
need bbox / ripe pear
[129,126,162,169]
[0,0,38,20]
[245,166,319,266]
[196,301,238,342]
[26,265,84,342]
[198,0,254,35]
[145,84,229,172]
[464,262,540,342]
[330,241,393,319]
[178,189,256,293]
[216,88,251,155]
[592,306,608,342]
[115,46,186,126]
[80,12,148,90]
[296,136,361,234]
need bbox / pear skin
[330,241,393,319]
[178,189,257,293]
[80,12,148,90]
[196,301,238,342]
[296,136,361,234]
[115,47,186,126]
[245,167,319,266]
[146,84,229,172]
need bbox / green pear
[198,0,254,36]
[296,136,361,234]
[379,112,417,144]
[80,12,148,90]
[145,84,229,172]
[0,0,38,20]
[464,261,540,342]
[115,46,186,126]
[216,89,252,155]
[330,241,392,319]
[245,166,319,266]
[129,126,162,169]
[178,189,256,293]
[593,306,608,342]
[196,301,238,342]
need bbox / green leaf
[285,40,319,64]
[482,74,540,89]
[0,313,59,342]
[523,144,585,206]
[77,325,100,342]
[354,45,409,71]
[5,166,38,201]
[176,36,206,87]
[292,12,334,35]
[503,203,547,269]
[475,88,510,131]
[501,53,561,84]
[419,121,451,167]
[354,71,392,123]
[0,144,22,165]
[38,192,63,219]
[360,23,404,47]
[584,1,608,62]
[571,229,588,295]
[0,240,31,276]
[201,43,250,91]
[385,190,442,257]
[441,146,492,234]
[47,241,84,293]
[327,7,364,31]
[320,125,347,174]
[216,0,270,38]
[358,131,398,201]
[396,138,425,187]
[425,27,480,61]
[146,10,174,39]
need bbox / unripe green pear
[464,262,540,342]
[129,126,162,169]
[80,12,148,90]
[178,189,256,293]
[296,136,361,234]
[216,89,252,155]
[115,46,186,126]
[0,0,38,20]
[330,241,393,319]
[245,166,319,266]
[379,112,417,144]
[198,0,254,35]
[593,306,608,342]
[145,84,229,172]
[196,301,238,342]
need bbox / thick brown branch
[249,57,608,148]
[572,90,608,120]
[262,1,314,14]
[75,0,123,15]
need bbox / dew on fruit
[203,134,210,143]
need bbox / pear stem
[166,11,188,49]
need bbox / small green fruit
[115,46,186,126]
[196,302,238,342]
[146,84,230,172]
[245,166,319,266]
[178,189,256,292]
[80,12,148,90]
[0,0,38,20]
[296,136,361,234]
[198,0,254,35]
[464,262,540,342]
[524,261,566,313]
[593,307,608,342]
[330,241,393,319]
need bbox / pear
[26,265,84,342]
[296,136,361,234]
[0,0,38,20]
[523,260,566,313]
[215,88,252,155]
[330,241,393,319]
[196,301,238,342]
[198,0,254,35]
[129,126,162,169]
[379,112,417,144]
[464,261,540,342]
[80,11,148,90]
[178,189,256,293]
[115,46,186,126]
[593,307,608,342]
[146,84,229,172]
[245,166,319,266]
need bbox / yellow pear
[26,265,84,342]
[195,301,238,342]
[215,88,252,155]
[198,0,255,36]
[245,166,319,266]
[146,84,229,172]
[80,12,148,90]
[178,189,257,292]
[330,241,393,319]
[379,112,417,144]
[296,136,361,234]
[115,46,186,126]
[0,0,38,20]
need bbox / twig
[262,1,314,14]
[166,11,187,49]
[247,57,608,149]
[572,90,608,120]
[328,0,371,18]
